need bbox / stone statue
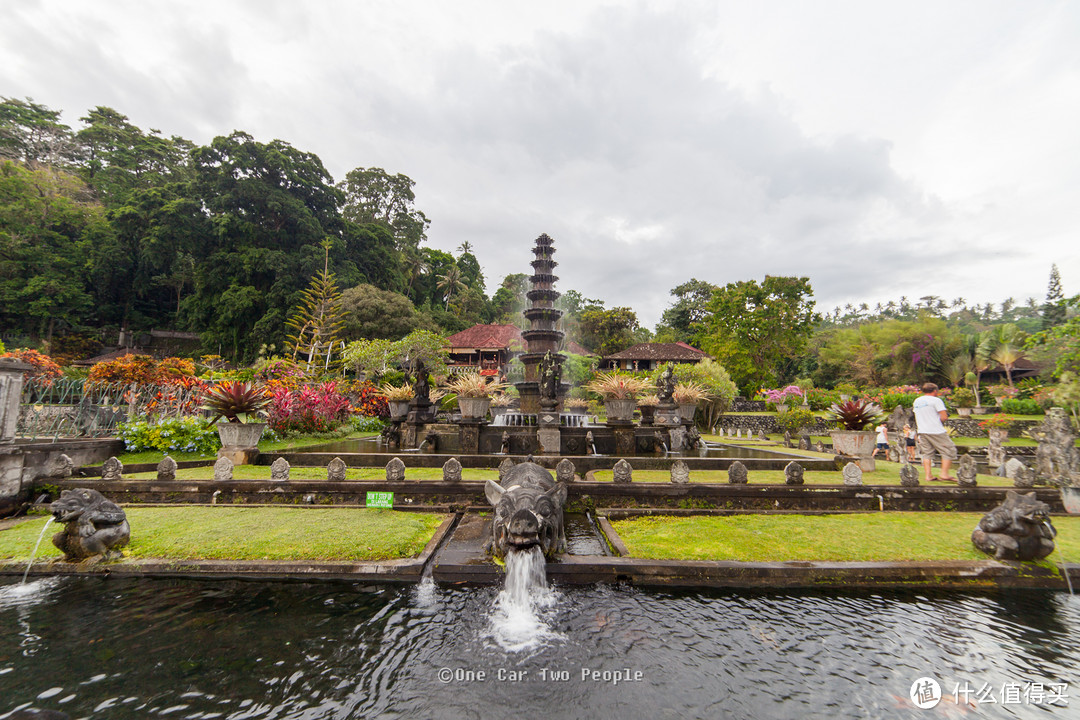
[385,457,406,482]
[670,460,690,484]
[971,491,1056,561]
[484,460,567,560]
[410,360,430,402]
[613,458,633,484]
[270,457,290,481]
[842,462,862,486]
[50,488,130,561]
[657,363,675,405]
[101,456,123,481]
[539,351,561,401]
[957,454,978,487]
[156,456,177,482]
[556,458,576,483]
[498,457,515,481]
[784,461,804,485]
[1030,407,1080,485]
[899,464,920,486]
[327,457,347,482]
[442,457,463,483]
[728,460,748,484]
[213,456,233,481]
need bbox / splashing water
[21,517,54,584]
[486,545,563,652]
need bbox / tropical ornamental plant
[951,387,976,408]
[826,399,885,431]
[377,383,415,402]
[673,382,711,404]
[267,383,352,435]
[446,372,508,398]
[977,414,1013,431]
[775,407,817,434]
[200,381,273,424]
[585,372,649,400]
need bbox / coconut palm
[436,265,466,310]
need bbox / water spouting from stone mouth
[486,545,563,652]
[21,517,54,585]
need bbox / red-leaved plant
[267,382,352,435]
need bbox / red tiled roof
[563,339,596,357]
[445,324,524,350]
[602,343,709,361]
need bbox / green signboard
[366,491,394,509]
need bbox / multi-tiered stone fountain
[516,234,567,454]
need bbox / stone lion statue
[50,488,130,561]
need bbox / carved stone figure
[798,434,811,451]
[442,457,463,483]
[270,457,290,481]
[213,456,233,481]
[657,363,675,405]
[1031,407,1080,485]
[899,464,920,486]
[686,426,702,449]
[971,491,1056,561]
[670,460,690,484]
[814,441,826,454]
[998,457,1025,480]
[784,461,804,485]
[842,462,862,486]
[327,457,347,482]
[380,424,400,449]
[728,460,748,484]
[410,360,430,402]
[50,488,130,561]
[157,456,177,482]
[783,430,793,448]
[1015,464,1036,488]
[101,456,123,481]
[613,458,633,484]
[484,460,567,559]
[987,429,1007,469]
[501,431,511,455]
[498,458,515,481]
[758,430,767,441]
[539,351,562,402]
[957,454,978,487]
[556,458,576,484]
[385,457,406,482]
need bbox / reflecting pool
[1,578,1076,719]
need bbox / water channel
[2,577,1076,719]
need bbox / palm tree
[436,266,466,310]
[457,240,474,256]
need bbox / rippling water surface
[1,577,1077,719]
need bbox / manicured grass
[114,432,376,465]
[0,507,445,562]
[590,462,1015,486]
[611,513,1080,562]
[123,465,501,481]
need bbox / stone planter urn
[388,401,410,421]
[216,422,266,465]
[638,405,656,425]
[829,430,877,471]
[458,397,491,420]
[678,403,698,423]
[956,407,972,417]
[972,406,989,415]
[604,398,637,423]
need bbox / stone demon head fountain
[485,460,567,560]
[971,490,1056,561]
[50,488,130,561]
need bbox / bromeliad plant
[585,372,650,400]
[826,399,885,431]
[673,382,711,404]
[446,372,508,398]
[377,383,414,402]
[200,381,273,424]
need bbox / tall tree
[701,276,819,394]
[657,278,718,345]
[577,305,640,356]
[1043,264,1066,329]
[0,97,77,168]
[285,241,345,373]
[338,167,429,251]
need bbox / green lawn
[1,507,445,562]
[113,431,376,465]
[612,513,1080,562]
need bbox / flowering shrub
[252,357,306,390]
[352,415,387,433]
[775,407,817,433]
[978,414,1013,430]
[1032,387,1056,410]
[340,379,389,417]
[760,385,804,404]
[117,416,221,455]
[267,382,353,435]
[1000,398,1044,415]
[87,354,198,387]
[805,387,840,411]
[987,384,1018,402]
[2,349,63,383]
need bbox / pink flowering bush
[760,386,804,407]
[267,382,352,435]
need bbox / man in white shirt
[912,383,957,482]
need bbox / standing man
[912,383,957,482]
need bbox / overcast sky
[3,0,1077,327]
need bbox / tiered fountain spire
[517,233,565,414]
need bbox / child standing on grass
[872,422,889,458]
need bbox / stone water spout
[50,488,130,561]
[485,460,567,560]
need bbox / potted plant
[826,398,885,470]
[951,387,976,417]
[762,385,803,413]
[563,397,589,415]
[636,394,659,425]
[200,381,273,449]
[978,413,1013,443]
[378,382,413,421]
[446,372,507,419]
[674,381,710,423]
[489,392,514,418]
[586,372,649,422]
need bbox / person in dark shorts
[903,423,917,461]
